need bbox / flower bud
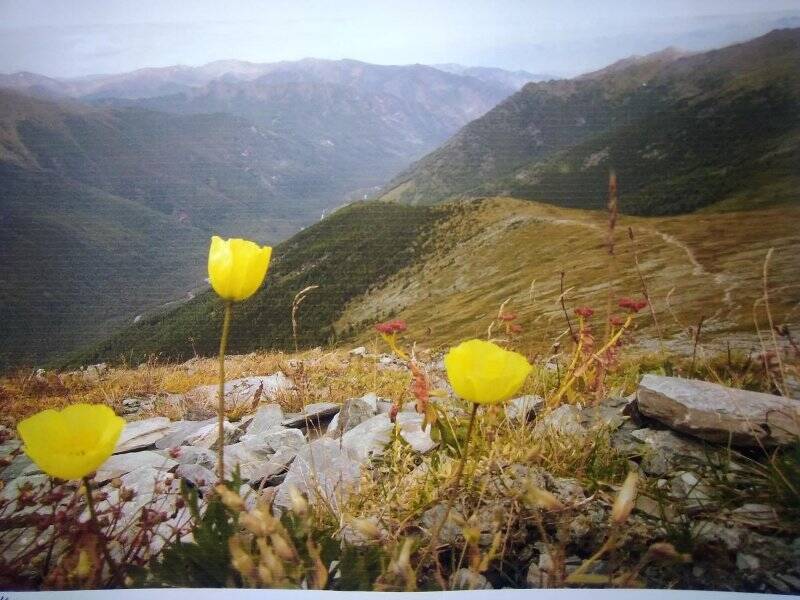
[351,517,381,540]
[611,471,638,524]
[229,536,255,577]
[288,485,307,515]
[270,533,295,562]
[215,484,245,512]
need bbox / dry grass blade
[292,285,320,353]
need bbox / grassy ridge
[69,202,449,366]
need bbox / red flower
[609,315,626,327]
[375,319,407,334]
[574,306,594,318]
[618,297,648,313]
[499,312,517,322]
[510,323,523,334]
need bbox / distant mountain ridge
[0,58,533,100]
[380,29,800,215]
[0,59,522,367]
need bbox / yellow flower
[444,339,532,405]
[16,403,125,480]
[208,236,272,302]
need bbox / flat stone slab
[341,414,394,463]
[96,450,177,481]
[246,404,284,436]
[282,402,340,428]
[395,413,438,453]
[533,405,587,438]
[155,419,215,450]
[185,420,241,449]
[637,374,800,446]
[114,417,172,453]
[630,427,711,476]
[273,437,360,513]
[506,395,545,422]
[183,373,295,414]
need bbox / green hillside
[380,29,800,214]
[68,202,450,366]
[0,164,208,367]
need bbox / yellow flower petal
[208,236,272,302]
[17,403,125,480]
[444,339,532,405]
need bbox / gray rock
[246,404,284,436]
[1,453,33,481]
[96,466,178,527]
[341,414,394,463]
[0,474,50,513]
[629,428,710,476]
[224,437,276,481]
[731,503,780,528]
[526,543,555,588]
[327,397,376,437]
[550,476,585,505]
[395,413,437,453]
[450,568,493,590]
[670,470,713,512]
[349,346,368,357]
[421,504,464,545]
[245,447,299,484]
[273,437,361,513]
[122,397,143,415]
[155,419,215,450]
[261,427,306,452]
[161,446,216,470]
[114,417,172,453]
[533,405,586,438]
[183,373,295,414]
[637,374,800,446]
[175,464,216,491]
[506,395,545,422]
[579,397,628,430]
[185,420,241,449]
[95,450,177,481]
[84,362,108,382]
[282,402,340,428]
[736,552,761,571]
[695,521,745,551]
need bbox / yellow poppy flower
[208,236,272,302]
[444,339,532,405]
[17,403,125,480]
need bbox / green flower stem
[420,401,480,588]
[83,476,122,585]
[217,301,233,483]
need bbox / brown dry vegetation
[336,197,800,359]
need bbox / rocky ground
[1,348,799,592]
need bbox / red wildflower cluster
[574,306,594,319]
[499,312,518,322]
[510,323,523,334]
[609,315,626,327]
[375,319,407,335]
[618,297,648,313]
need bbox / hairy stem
[83,476,122,586]
[420,402,480,588]
[217,301,233,482]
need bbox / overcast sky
[1,0,798,78]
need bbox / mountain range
[380,29,800,215]
[73,29,800,368]
[2,30,799,368]
[0,60,533,367]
